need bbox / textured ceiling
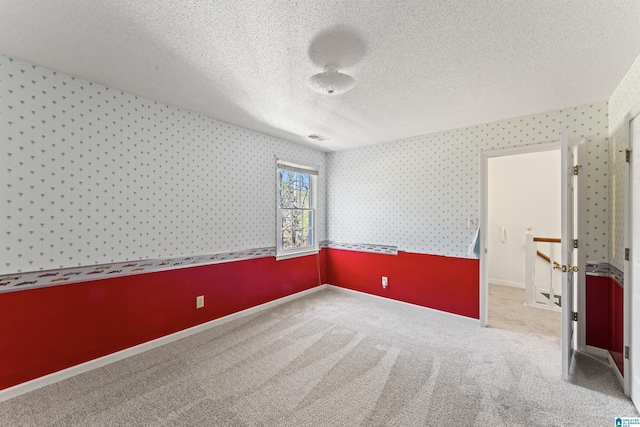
[1,1,639,152]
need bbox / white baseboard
[0,285,326,403]
[584,345,611,359]
[524,300,562,312]
[326,285,480,326]
[489,279,525,289]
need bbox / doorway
[479,138,587,377]
[486,150,561,335]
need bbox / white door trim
[576,140,587,353]
[624,104,640,400]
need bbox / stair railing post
[525,227,535,307]
[548,243,556,308]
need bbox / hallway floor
[488,283,561,337]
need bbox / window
[276,160,318,260]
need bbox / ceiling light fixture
[307,65,355,95]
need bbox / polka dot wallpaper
[3,51,631,274]
[327,102,610,260]
[608,55,640,271]
[0,55,326,274]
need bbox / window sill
[276,248,319,261]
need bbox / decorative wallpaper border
[320,240,398,255]
[0,247,276,294]
[585,261,623,288]
[0,241,398,294]
[0,245,613,294]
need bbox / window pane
[292,228,310,248]
[281,209,291,223]
[279,169,311,209]
[297,188,310,209]
[297,210,314,228]
[302,210,312,229]
[281,209,314,250]
[279,170,294,209]
[292,209,304,229]
[281,225,292,250]
[297,174,310,208]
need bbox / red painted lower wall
[0,252,326,391]
[325,249,479,319]
[585,274,624,375]
[3,246,625,392]
[586,275,610,350]
[2,247,480,392]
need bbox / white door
[630,115,640,407]
[561,131,579,381]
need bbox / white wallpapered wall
[1,52,622,273]
[0,55,326,274]
[608,55,640,271]
[327,102,610,260]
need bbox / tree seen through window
[278,169,313,250]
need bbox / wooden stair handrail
[537,250,560,268]
[533,237,561,243]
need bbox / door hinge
[625,346,630,359]
[573,165,579,175]
[572,312,578,321]
[621,149,631,163]
[625,248,630,261]
[573,239,578,249]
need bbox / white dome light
[307,65,355,95]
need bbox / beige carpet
[0,287,637,426]
[488,283,561,337]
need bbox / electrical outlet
[382,276,388,289]
[196,295,204,309]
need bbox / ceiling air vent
[307,134,328,141]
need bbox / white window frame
[276,159,319,260]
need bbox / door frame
[576,138,587,353]
[479,140,586,353]
[623,104,640,398]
